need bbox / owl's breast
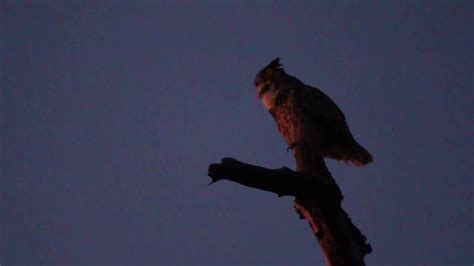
[274,97,307,146]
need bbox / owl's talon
[287,142,300,152]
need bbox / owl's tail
[324,139,373,167]
[345,142,373,166]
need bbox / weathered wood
[208,154,371,266]
[208,157,339,198]
[292,144,371,266]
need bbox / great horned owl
[255,58,372,166]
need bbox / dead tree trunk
[208,147,371,266]
[292,144,371,266]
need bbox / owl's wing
[298,85,346,122]
[294,85,372,166]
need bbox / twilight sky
[2,1,473,265]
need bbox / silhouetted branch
[208,157,339,198]
[208,152,371,266]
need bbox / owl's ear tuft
[268,57,282,69]
[255,57,284,86]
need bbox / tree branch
[208,155,371,266]
[208,157,339,199]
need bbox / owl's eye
[259,84,270,97]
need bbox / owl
[255,58,372,166]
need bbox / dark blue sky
[2,2,473,265]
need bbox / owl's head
[254,57,285,98]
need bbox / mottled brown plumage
[255,58,372,166]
